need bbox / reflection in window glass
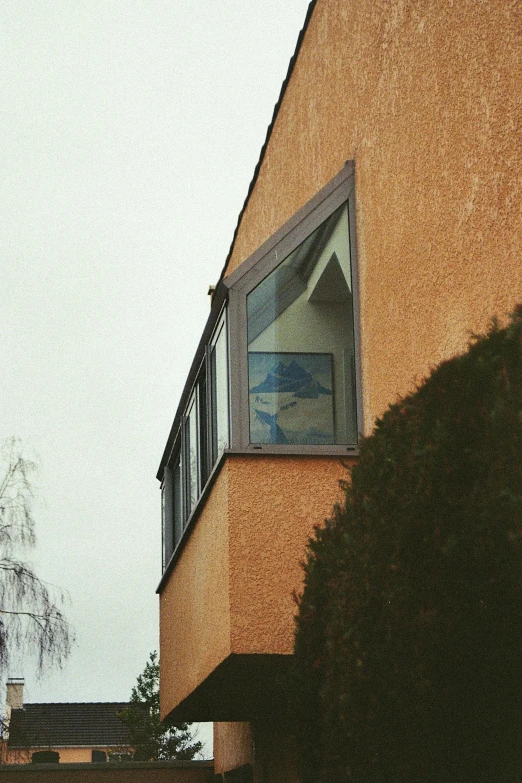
[185,395,199,515]
[198,373,209,486]
[161,467,173,570]
[173,453,183,545]
[247,203,357,446]
[211,315,229,463]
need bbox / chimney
[6,678,24,710]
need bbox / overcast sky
[0,0,311,755]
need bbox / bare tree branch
[0,437,74,676]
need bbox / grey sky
[0,0,311,754]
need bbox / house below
[1,679,132,764]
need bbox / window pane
[185,396,199,516]
[162,469,173,569]
[247,203,357,445]
[211,315,229,463]
[173,453,183,544]
[199,373,209,485]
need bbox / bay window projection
[159,164,360,570]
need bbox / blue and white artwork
[248,352,335,445]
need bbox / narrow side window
[184,392,199,518]
[161,466,174,570]
[199,371,209,486]
[173,450,183,546]
[210,311,229,465]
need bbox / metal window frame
[225,161,362,455]
[161,465,174,570]
[208,307,231,464]
[159,305,230,574]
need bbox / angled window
[245,202,356,446]
[226,161,361,454]
[159,163,360,573]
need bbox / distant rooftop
[7,702,132,749]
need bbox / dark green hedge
[293,307,522,783]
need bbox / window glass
[198,373,209,485]
[185,395,199,515]
[210,314,229,463]
[247,203,357,445]
[173,452,183,544]
[161,467,173,569]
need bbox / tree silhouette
[0,437,73,675]
[118,652,202,761]
[294,307,522,782]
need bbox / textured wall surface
[228,456,346,655]
[160,465,231,718]
[226,0,522,433]
[213,722,252,774]
[159,455,347,717]
[160,0,522,725]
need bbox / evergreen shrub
[293,307,522,783]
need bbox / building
[2,679,132,764]
[157,1,522,780]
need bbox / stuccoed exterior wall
[225,0,522,434]
[159,0,522,734]
[160,464,231,718]
[227,456,345,656]
[159,455,345,718]
[213,722,252,774]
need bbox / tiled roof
[7,702,132,749]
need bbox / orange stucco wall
[226,0,522,433]
[213,722,252,774]
[227,456,345,655]
[160,455,346,717]
[160,464,231,716]
[213,719,299,783]
[160,0,522,724]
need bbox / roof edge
[7,744,132,750]
[13,702,130,707]
[216,0,318,286]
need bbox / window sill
[233,443,359,456]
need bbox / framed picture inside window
[248,352,335,445]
